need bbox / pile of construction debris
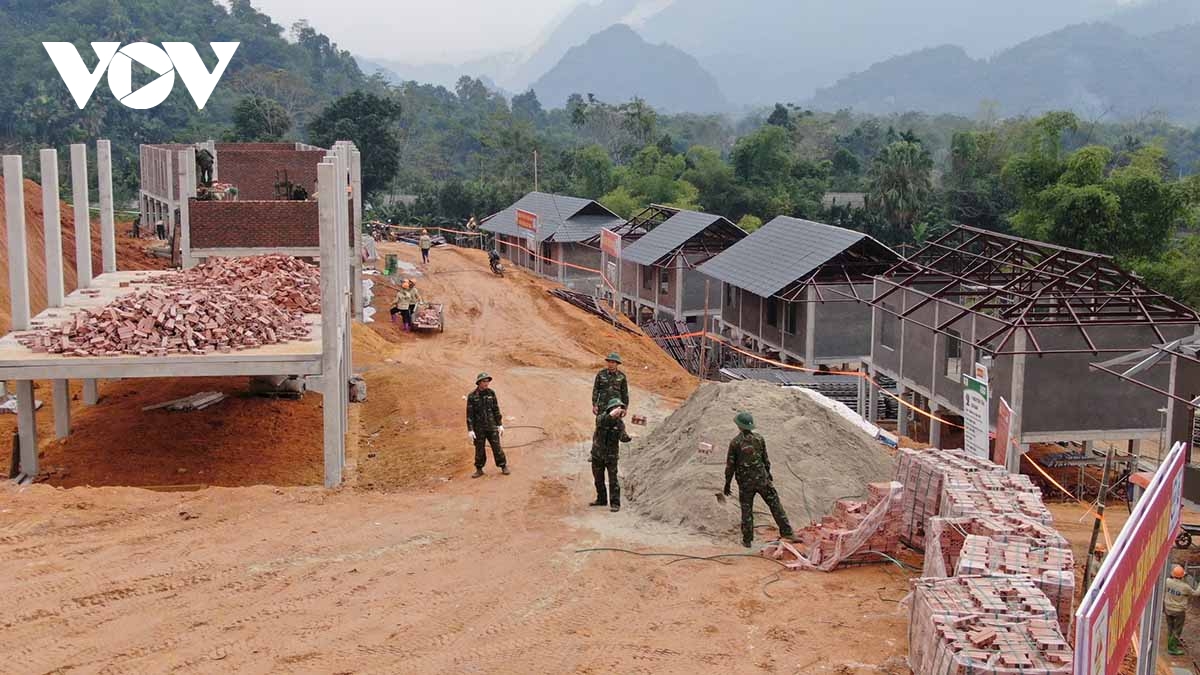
[764,480,906,570]
[16,255,318,357]
[624,380,894,536]
[898,447,1075,671]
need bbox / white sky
[242,0,581,63]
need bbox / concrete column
[97,140,117,273]
[52,380,70,439]
[83,379,99,405]
[857,370,867,418]
[318,160,345,487]
[350,147,363,318]
[70,143,92,288]
[165,151,175,242]
[930,405,942,448]
[15,381,37,477]
[40,149,65,307]
[3,156,31,331]
[179,148,196,269]
[897,385,909,439]
[206,140,218,181]
[673,255,684,320]
[1008,330,1028,473]
[866,365,879,423]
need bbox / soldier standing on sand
[591,352,629,415]
[590,398,634,512]
[723,411,800,548]
[466,373,509,478]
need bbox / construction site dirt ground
[0,241,1179,673]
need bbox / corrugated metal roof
[697,216,873,297]
[621,210,735,266]
[480,192,621,243]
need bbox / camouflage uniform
[592,369,629,412]
[725,430,794,546]
[591,407,632,507]
[466,388,507,470]
[196,148,214,185]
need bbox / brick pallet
[922,514,1069,578]
[956,535,1075,635]
[767,481,905,570]
[909,576,1072,674]
[941,480,1055,525]
[896,448,1006,549]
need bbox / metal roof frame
[1090,335,1200,410]
[586,204,745,267]
[864,225,1200,356]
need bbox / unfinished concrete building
[480,192,623,291]
[595,205,745,329]
[139,141,364,315]
[4,141,358,487]
[698,216,900,366]
[862,225,1200,466]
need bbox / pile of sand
[624,380,895,537]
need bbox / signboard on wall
[962,374,989,459]
[516,209,537,237]
[974,362,989,383]
[1074,441,1186,675]
[600,228,622,258]
[993,397,1013,468]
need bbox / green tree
[766,103,792,129]
[308,91,403,197]
[600,186,641,219]
[231,95,292,141]
[1133,235,1200,310]
[512,89,546,125]
[565,145,615,199]
[737,214,763,232]
[868,140,934,234]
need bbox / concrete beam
[15,380,36,477]
[52,379,70,439]
[3,155,31,331]
[97,140,117,273]
[40,149,65,307]
[70,143,92,288]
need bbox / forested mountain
[530,25,728,113]
[0,0,369,162]
[809,22,1200,122]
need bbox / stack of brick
[955,535,1075,634]
[909,576,1072,674]
[895,448,1006,549]
[922,514,1069,578]
[17,287,311,356]
[940,476,1055,525]
[767,481,905,570]
[171,255,321,313]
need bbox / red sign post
[600,228,622,258]
[1074,441,1187,674]
[516,209,537,236]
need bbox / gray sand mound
[624,380,895,537]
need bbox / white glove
[497,426,505,437]
[468,431,476,441]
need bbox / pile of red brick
[895,447,1007,549]
[910,576,1071,674]
[766,481,905,570]
[171,255,320,313]
[922,514,1069,578]
[16,256,318,357]
[956,535,1075,634]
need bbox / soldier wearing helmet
[724,411,799,548]
[590,398,634,512]
[466,372,508,477]
[592,352,629,415]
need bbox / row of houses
[481,191,1200,461]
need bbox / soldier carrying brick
[724,411,801,548]
[590,398,634,512]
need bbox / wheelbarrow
[412,302,445,332]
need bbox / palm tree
[868,140,934,234]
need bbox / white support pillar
[52,380,70,439]
[165,150,175,242]
[350,147,364,318]
[179,148,196,269]
[83,379,99,406]
[1009,330,1028,473]
[69,143,93,288]
[318,160,345,488]
[40,149,65,307]
[3,155,31,331]
[866,365,879,423]
[857,371,867,418]
[673,255,685,320]
[897,385,909,439]
[930,405,942,448]
[97,139,117,274]
[805,285,817,364]
[15,380,37,477]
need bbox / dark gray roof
[621,210,742,266]
[480,192,623,243]
[697,216,891,297]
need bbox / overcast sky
[242,0,581,63]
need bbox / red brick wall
[217,149,325,200]
[214,142,296,152]
[190,200,319,249]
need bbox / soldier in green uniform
[466,373,508,477]
[591,398,634,512]
[723,411,798,548]
[592,352,629,415]
[195,145,214,186]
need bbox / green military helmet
[606,398,625,412]
[735,411,755,431]
[475,372,493,384]
[605,352,622,364]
